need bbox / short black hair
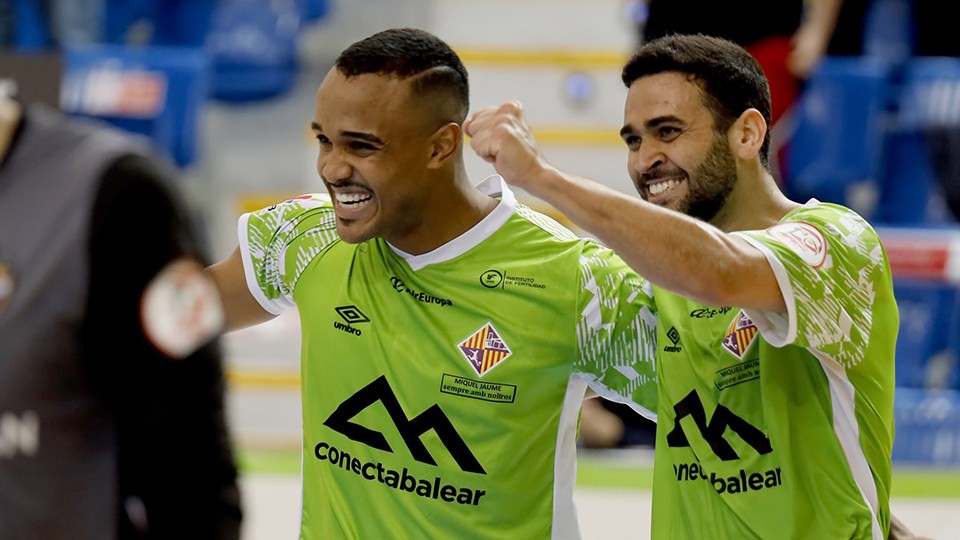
[622,34,772,166]
[336,28,470,123]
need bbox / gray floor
[239,474,960,540]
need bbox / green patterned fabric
[649,200,897,539]
[239,176,657,539]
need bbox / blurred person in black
[790,0,960,222]
[789,0,960,78]
[639,0,805,128]
[0,79,241,539]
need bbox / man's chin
[335,222,372,244]
[652,199,679,212]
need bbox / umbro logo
[334,305,369,336]
[664,326,682,352]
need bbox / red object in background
[746,36,799,127]
[878,229,960,282]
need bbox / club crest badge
[722,311,758,358]
[458,323,512,377]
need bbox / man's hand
[888,513,931,540]
[464,101,548,192]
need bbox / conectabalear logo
[323,375,485,473]
[318,376,488,507]
[666,389,772,461]
[667,390,781,495]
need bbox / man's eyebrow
[309,123,383,144]
[621,115,686,138]
[644,115,684,130]
[341,131,384,145]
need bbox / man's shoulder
[770,199,883,252]
[502,209,636,274]
[248,193,335,223]
[512,202,584,243]
[782,199,874,230]
[243,194,339,258]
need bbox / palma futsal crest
[722,311,758,358]
[458,323,512,377]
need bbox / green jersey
[239,176,659,539]
[651,200,897,539]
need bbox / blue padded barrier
[300,0,330,22]
[787,57,894,219]
[862,0,914,64]
[879,227,960,392]
[206,0,303,103]
[61,45,209,167]
[11,0,51,50]
[101,0,216,47]
[892,388,960,466]
[891,280,960,390]
[876,58,960,225]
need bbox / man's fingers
[465,101,524,137]
[464,100,539,179]
[467,122,497,164]
[463,106,494,138]
[465,106,504,160]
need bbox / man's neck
[395,182,499,255]
[710,169,800,232]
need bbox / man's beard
[680,135,737,223]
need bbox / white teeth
[648,179,680,196]
[335,192,372,205]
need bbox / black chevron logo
[666,389,773,461]
[324,376,486,474]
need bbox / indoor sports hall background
[5,0,960,538]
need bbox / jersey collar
[388,174,516,271]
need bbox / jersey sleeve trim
[811,348,885,540]
[237,212,292,315]
[553,376,591,538]
[734,232,797,347]
[582,376,658,422]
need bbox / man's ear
[426,122,462,169]
[729,108,766,160]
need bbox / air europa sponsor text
[315,442,487,506]
[389,276,453,306]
